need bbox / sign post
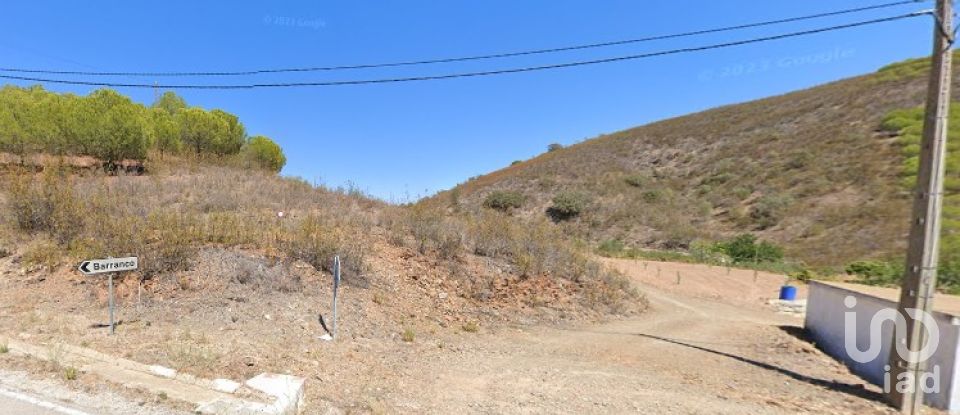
[78,257,138,335]
[108,273,115,334]
[332,255,341,339]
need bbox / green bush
[732,186,753,200]
[482,191,525,211]
[942,260,960,293]
[875,56,931,82]
[210,109,246,156]
[241,136,287,173]
[84,89,151,164]
[597,239,625,256]
[548,191,590,221]
[845,260,901,286]
[0,86,275,166]
[689,240,729,264]
[883,105,960,288]
[153,91,187,115]
[150,108,182,156]
[624,174,648,188]
[788,269,817,282]
[715,234,783,264]
[547,143,564,152]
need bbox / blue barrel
[779,285,798,301]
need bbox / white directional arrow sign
[78,257,138,275]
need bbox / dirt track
[386,259,901,414]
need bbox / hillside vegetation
[0,163,640,320]
[0,87,285,172]
[434,55,960,276]
[0,85,641,340]
[847,104,960,289]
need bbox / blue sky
[0,1,936,201]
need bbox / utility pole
[887,1,954,413]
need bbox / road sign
[78,256,138,336]
[78,257,138,275]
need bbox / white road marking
[0,387,92,415]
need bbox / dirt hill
[435,56,958,268]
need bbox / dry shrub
[284,213,368,287]
[406,204,441,254]
[201,211,262,246]
[435,220,465,260]
[392,204,644,313]
[284,215,342,269]
[582,270,644,315]
[378,207,410,247]
[140,212,199,278]
[3,165,379,288]
[470,211,514,258]
[208,249,300,293]
[7,168,84,245]
[398,204,465,259]
[22,238,61,270]
[166,341,220,373]
[468,211,591,280]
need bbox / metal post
[676,271,681,285]
[108,273,115,335]
[887,2,954,413]
[332,256,341,339]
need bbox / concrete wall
[805,281,960,412]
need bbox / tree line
[0,85,286,172]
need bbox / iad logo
[843,295,941,394]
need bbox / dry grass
[1,160,641,316]
[1,164,380,289]
[63,366,79,381]
[461,321,479,333]
[401,327,415,343]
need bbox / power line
[0,0,929,78]
[0,11,930,90]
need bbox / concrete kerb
[1,338,306,414]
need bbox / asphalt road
[0,388,92,415]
